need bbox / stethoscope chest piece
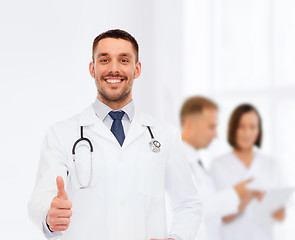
[147,126,161,153]
[149,139,161,153]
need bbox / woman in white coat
[210,103,285,240]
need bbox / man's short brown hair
[92,29,139,62]
[227,103,262,148]
[180,96,218,126]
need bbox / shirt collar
[92,98,135,122]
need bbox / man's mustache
[101,74,128,80]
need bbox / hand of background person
[46,176,72,232]
[272,207,285,222]
[234,178,253,201]
[222,194,253,223]
[223,179,258,223]
[252,190,265,201]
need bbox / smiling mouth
[103,74,127,84]
[105,78,123,83]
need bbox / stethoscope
[72,125,161,189]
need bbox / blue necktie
[109,111,125,146]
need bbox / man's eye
[100,59,108,63]
[121,59,129,63]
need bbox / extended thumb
[56,176,68,200]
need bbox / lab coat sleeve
[203,187,240,220]
[165,128,203,240]
[27,125,69,239]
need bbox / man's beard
[98,86,131,103]
[97,73,132,103]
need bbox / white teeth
[106,79,121,83]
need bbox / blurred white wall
[0,0,294,239]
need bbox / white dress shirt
[92,97,135,134]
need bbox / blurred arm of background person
[204,178,253,221]
[221,182,263,223]
[222,188,286,223]
[180,96,254,239]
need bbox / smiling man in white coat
[28,29,202,240]
[180,96,252,240]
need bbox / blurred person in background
[180,96,253,240]
[210,103,285,240]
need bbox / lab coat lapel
[91,120,118,144]
[78,105,117,145]
[122,110,155,149]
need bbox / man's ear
[89,61,95,79]
[134,61,142,79]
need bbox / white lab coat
[182,142,239,240]
[210,150,280,240]
[28,105,202,240]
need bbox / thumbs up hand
[46,176,72,232]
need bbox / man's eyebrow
[119,53,132,57]
[97,53,109,58]
[96,53,132,58]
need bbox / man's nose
[108,61,120,73]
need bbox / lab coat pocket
[137,152,165,198]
